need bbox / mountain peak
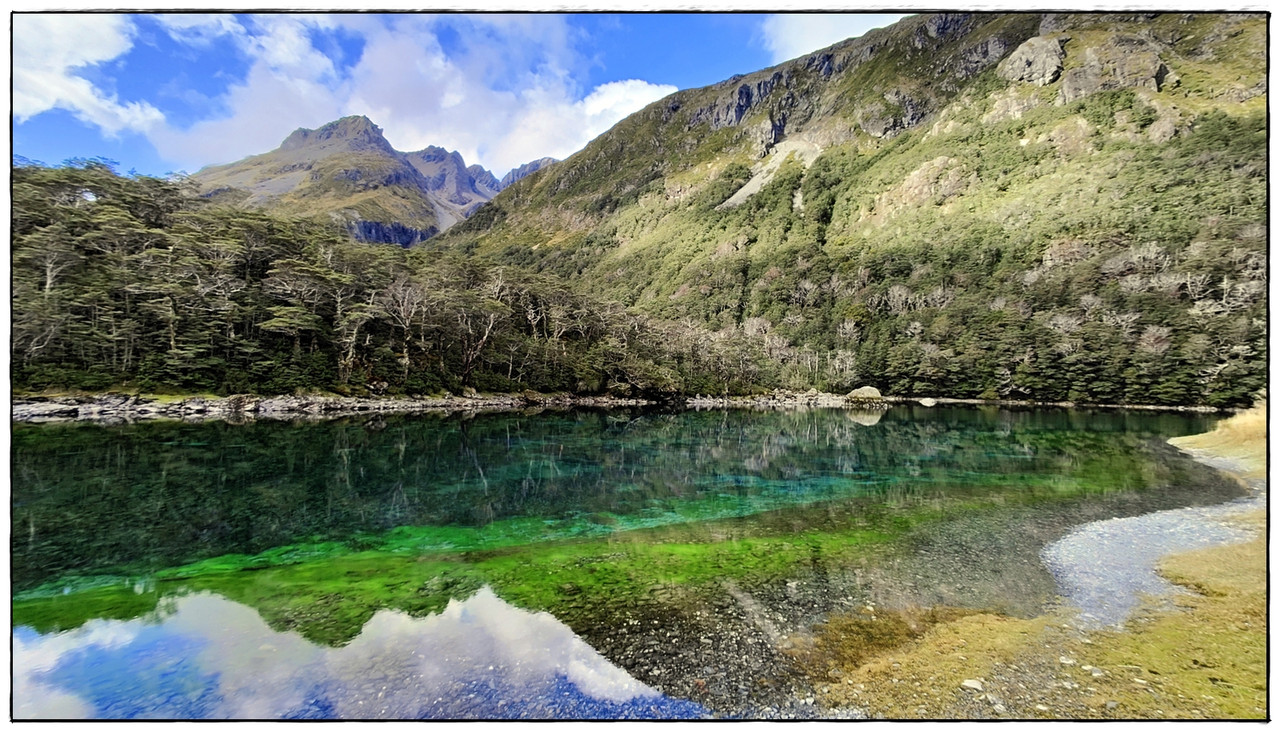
[280,115,393,153]
[194,115,522,244]
[405,145,465,166]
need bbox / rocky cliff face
[677,13,1028,152]
[193,116,544,245]
[997,35,1068,86]
[278,115,397,154]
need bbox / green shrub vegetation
[11,160,761,398]
[11,13,1266,407]
[431,14,1266,407]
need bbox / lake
[10,405,1240,719]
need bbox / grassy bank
[811,401,1267,719]
[1169,400,1267,480]
[1089,401,1267,718]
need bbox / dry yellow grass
[1169,400,1267,479]
[1074,403,1267,719]
[807,400,1268,720]
[1078,530,1267,719]
[812,610,1045,717]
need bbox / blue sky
[12,12,908,178]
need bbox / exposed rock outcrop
[469,164,502,193]
[346,220,437,247]
[846,386,884,401]
[864,156,973,223]
[954,36,1012,80]
[404,146,500,206]
[499,157,558,188]
[1057,35,1175,104]
[998,35,1069,86]
[280,115,396,154]
[982,87,1046,124]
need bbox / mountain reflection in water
[13,588,707,720]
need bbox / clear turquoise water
[12,405,1216,593]
[10,405,1228,719]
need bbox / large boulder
[997,35,1069,86]
[846,386,884,401]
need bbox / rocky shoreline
[12,388,1228,424]
[10,392,653,424]
[687,387,891,410]
[881,395,1224,413]
[687,390,1224,414]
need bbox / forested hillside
[437,12,1267,407]
[12,161,768,397]
[11,12,1267,407]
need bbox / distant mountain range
[192,116,555,245]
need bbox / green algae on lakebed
[13,459,1230,645]
[12,406,1227,644]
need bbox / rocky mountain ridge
[500,157,558,188]
[193,116,556,245]
[445,12,1261,244]
[9,12,1264,409]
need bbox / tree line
[11,160,773,397]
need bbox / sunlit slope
[436,12,1266,406]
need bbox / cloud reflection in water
[13,587,706,720]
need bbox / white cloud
[146,13,677,177]
[12,14,164,136]
[12,619,142,719]
[242,15,341,80]
[152,14,247,46]
[581,79,674,120]
[485,79,675,172]
[760,13,910,64]
[148,63,348,172]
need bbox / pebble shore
[10,392,653,424]
[1041,460,1265,628]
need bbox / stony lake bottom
[10,405,1242,719]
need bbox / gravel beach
[1042,456,1265,629]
